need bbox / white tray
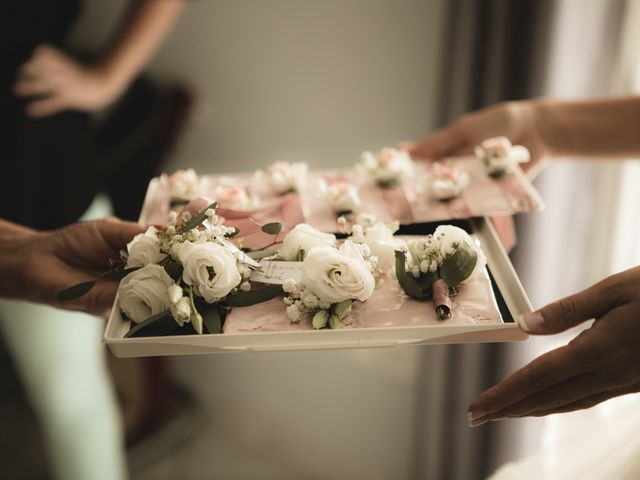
[104,214,530,357]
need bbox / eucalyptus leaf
[439,242,477,287]
[394,251,429,299]
[222,284,284,307]
[201,305,224,334]
[104,267,141,281]
[261,222,282,235]
[57,280,96,302]
[162,258,183,281]
[179,201,217,232]
[125,309,174,338]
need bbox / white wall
[72,1,446,477]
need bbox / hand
[468,266,640,426]
[407,101,553,179]
[13,45,124,118]
[2,218,144,315]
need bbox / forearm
[532,96,640,158]
[98,0,184,92]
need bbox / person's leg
[0,303,126,480]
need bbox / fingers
[520,278,619,334]
[468,343,591,424]
[25,95,68,118]
[407,122,466,160]
[93,218,146,251]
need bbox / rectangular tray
[104,216,530,357]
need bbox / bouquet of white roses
[475,136,530,177]
[59,200,284,337]
[395,225,486,319]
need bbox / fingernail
[467,411,488,428]
[520,312,544,333]
[467,412,489,428]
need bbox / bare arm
[14,0,184,117]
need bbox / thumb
[96,218,146,251]
[407,122,466,160]
[520,278,618,334]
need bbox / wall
[71,1,446,477]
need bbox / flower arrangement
[214,183,260,211]
[318,178,361,217]
[159,169,201,207]
[475,136,530,177]
[426,162,470,200]
[264,161,308,195]
[348,214,406,273]
[395,225,486,319]
[281,238,377,329]
[358,147,414,188]
[58,200,284,336]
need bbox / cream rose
[324,181,360,213]
[267,161,308,194]
[175,241,241,303]
[126,226,166,268]
[301,242,375,303]
[360,148,414,185]
[118,264,173,323]
[279,224,337,261]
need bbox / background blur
[2,0,640,479]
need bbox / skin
[0,218,144,315]
[408,96,640,422]
[13,0,184,117]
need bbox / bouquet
[358,147,414,188]
[425,162,470,200]
[264,223,376,329]
[159,169,202,208]
[262,161,308,195]
[475,136,530,177]
[395,225,486,319]
[317,178,361,217]
[58,199,285,337]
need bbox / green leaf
[246,249,277,260]
[162,258,183,281]
[201,305,224,334]
[439,242,477,286]
[261,222,282,235]
[394,251,429,299]
[56,280,96,302]
[104,267,141,281]
[179,201,217,232]
[125,309,174,338]
[222,284,284,307]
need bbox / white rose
[279,224,336,261]
[360,148,414,184]
[362,222,407,272]
[126,226,166,268]
[164,168,200,198]
[118,264,173,323]
[175,241,242,303]
[324,181,360,213]
[301,244,375,303]
[267,161,308,194]
[434,225,474,256]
